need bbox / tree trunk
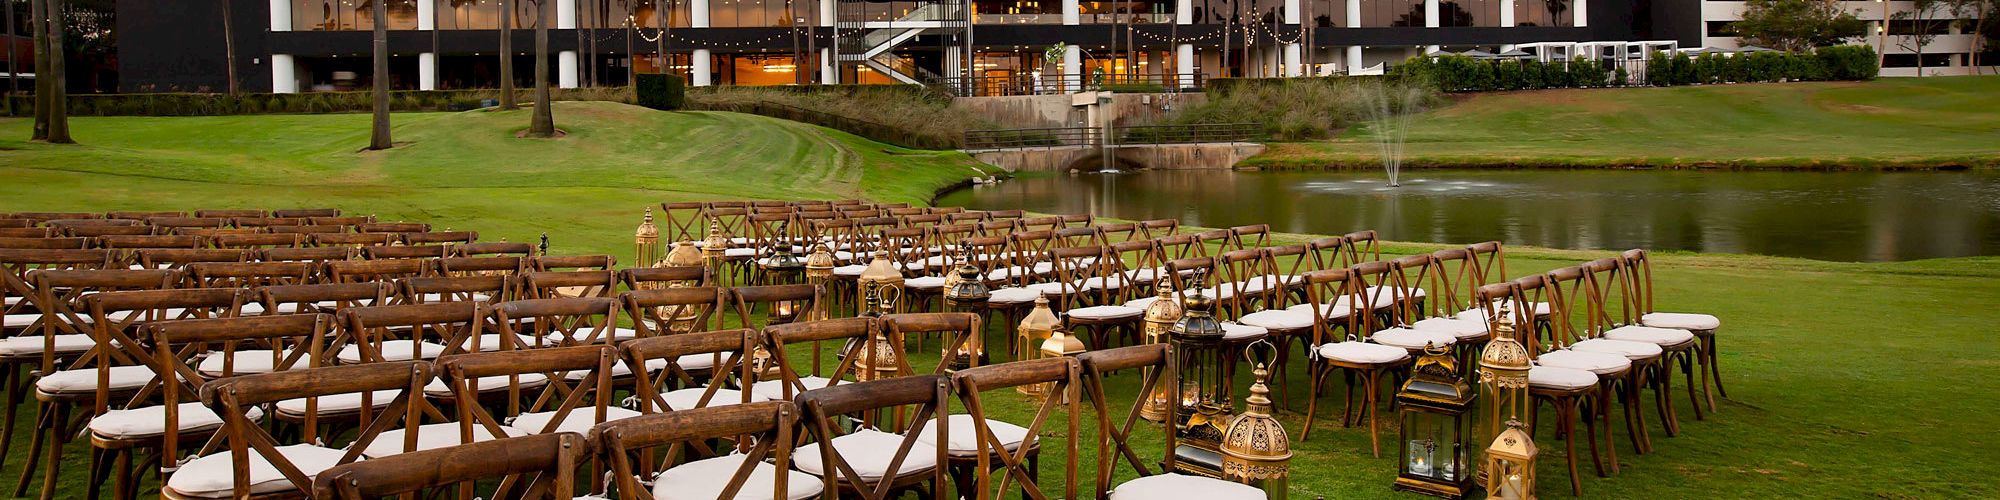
[7,0,20,94]
[529,0,555,137]
[30,0,47,140]
[500,0,517,109]
[368,0,392,149]
[43,0,69,144]
[627,0,637,85]
[222,0,239,95]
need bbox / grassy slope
[0,104,1997,498]
[1244,76,2000,169]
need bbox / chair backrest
[0,248,118,325]
[1229,224,1271,248]
[197,361,435,498]
[260,247,357,274]
[760,317,881,401]
[1302,268,1364,344]
[1054,226,1103,248]
[315,432,588,500]
[101,234,205,249]
[489,297,618,347]
[1578,257,1636,332]
[532,254,616,272]
[1190,229,1234,255]
[454,241,534,258]
[437,345,619,437]
[232,217,308,230]
[398,275,509,305]
[401,230,477,246]
[1074,344,1178,499]
[1428,248,1477,321]
[271,208,341,218]
[951,357,1082,499]
[592,402,801,500]
[144,314,331,467]
[1095,222,1138,244]
[188,261,313,289]
[65,225,153,238]
[660,201,708,243]
[1388,253,1438,323]
[1136,219,1179,239]
[210,232,305,249]
[620,328,756,413]
[794,375,951,500]
[271,225,344,235]
[1345,230,1382,263]
[325,258,429,283]
[730,284,822,331]
[358,222,431,234]
[1215,248,1270,317]
[433,255,525,278]
[1465,241,1507,288]
[308,215,375,228]
[882,312,983,374]
[362,244,451,260]
[135,248,254,273]
[1050,245,1125,308]
[335,302,482,362]
[973,220,1016,238]
[623,286,726,338]
[82,288,245,414]
[194,209,269,219]
[1020,216,1063,233]
[520,269,617,299]
[619,265,708,289]
[1620,249,1659,316]
[0,227,48,238]
[0,236,90,249]
[256,282,394,315]
[311,232,396,247]
[1161,256,1218,306]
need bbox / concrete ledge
[970,142,1267,172]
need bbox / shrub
[636,74,686,111]
[1817,45,1878,80]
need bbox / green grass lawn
[1244,75,2000,170]
[1,101,1998,499]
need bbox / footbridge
[963,123,1265,172]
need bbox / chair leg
[112,448,135,500]
[1302,365,1323,440]
[1580,396,1605,478]
[1560,401,1583,497]
[1363,369,1382,458]
[1598,391,1620,475]
[1703,332,1726,399]
[1653,362,1680,438]
[84,447,105,500]
[38,403,68,500]
[0,365,17,473]
[12,402,49,497]
[1340,371,1357,428]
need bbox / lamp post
[1394,343,1476,498]
[1221,340,1291,500]
[942,243,991,372]
[1140,283,1185,422]
[1015,296,1061,399]
[1169,281,1232,478]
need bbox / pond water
[935,169,2000,262]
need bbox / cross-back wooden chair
[313,432,589,500]
[269,225,344,235]
[192,209,267,219]
[101,234,205,250]
[882,312,984,374]
[0,236,88,250]
[17,213,104,224]
[173,227,264,238]
[147,217,231,232]
[1622,248,1724,412]
[1299,267,1410,456]
[1513,272,1649,459]
[489,297,620,349]
[210,233,304,250]
[401,230,477,246]
[948,356,1080,500]
[1050,246,1145,350]
[1233,246,1318,408]
[1135,219,1179,239]
[593,401,817,500]
[1053,226,1103,249]
[532,254,616,272]
[324,258,428,284]
[1343,230,1383,265]
[305,215,369,227]
[435,345,624,473]
[229,217,308,231]
[996,230,1056,287]
[1354,256,1459,355]
[310,232,395,247]
[357,222,430,234]
[972,220,1016,239]
[135,249,254,275]
[332,302,475,365]
[260,247,355,282]
[453,241,534,258]
[1075,344,1267,499]
[361,244,450,260]
[660,202,709,243]
[160,361,436,498]
[1189,229,1235,256]
[901,214,943,230]
[520,269,618,300]
[621,328,755,415]
[68,225,154,238]
[398,275,508,307]
[1577,257,1702,435]
[433,255,526,279]
[753,317,881,403]
[256,282,394,317]
[794,375,951,500]
[97,212,175,221]
[1107,239,1165,297]
[623,287,729,372]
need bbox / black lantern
[942,242,990,371]
[1169,275,1232,478]
[1395,343,1476,498]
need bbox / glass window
[1361,0,1424,27]
[1440,0,1499,27]
[1307,0,1345,27]
[1514,0,1572,27]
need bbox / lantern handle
[1242,338,1276,369]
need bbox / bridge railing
[963,126,1102,149]
[964,122,1260,150]
[1114,122,1262,144]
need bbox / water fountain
[1356,80,1427,187]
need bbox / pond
[935,169,2000,262]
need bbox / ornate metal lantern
[1478,304,1533,475]
[942,246,991,372]
[635,208,660,270]
[1395,343,1476,498]
[1169,281,1232,478]
[1014,296,1061,398]
[1221,340,1290,499]
[1039,323,1086,358]
[1139,283,1186,422]
[1482,420,1538,500]
[700,220,730,283]
[803,243,835,322]
[856,250,904,316]
[854,281,904,382]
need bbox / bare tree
[528,0,555,137]
[222,0,238,95]
[368,0,392,149]
[40,0,70,143]
[500,0,517,109]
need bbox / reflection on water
[934,169,2000,262]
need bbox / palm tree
[368,0,392,149]
[528,0,555,137]
[30,0,47,140]
[499,0,517,109]
[222,0,238,95]
[38,0,70,144]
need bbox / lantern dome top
[1479,304,1533,376]
[1143,283,1185,324]
[635,208,659,239]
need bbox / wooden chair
[357,222,430,234]
[229,218,308,231]
[1352,257,1460,355]
[1477,283,1610,497]
[948,356,1080,500]
[253,282,394,317]
[331,302,471,364]
[1623,248,1725,412]
[1075,344,1264,500]
[310,232,396,247]
[1189,229,1234,256]
[1299,268,1411,456]
[1579,257,1703,433]
[400,230,477,246]
[660,202,709,243]
[160,361,433,498]
[305,216,373,228]
[1095,222,1138,244]
[192,209,268,219]
[397,275,507,306]
[433,255,526,279]
[1135,219,1179,239]
[314,432,589,500]
[0,228,53,238]
[100,234,205,250]
[793,375,951,500]
[520,269,618,299]
[434,345,625,459]
[259,247,356,282]
[621,328,756,413]
[270,209,341,219]
[531,254,616,272]
[0,236,90,250]
[882,312,985,374]
[1050,246,1145,350]
[67,225,154,238]
[593,401,818,500]
[1407,248,1495,351]
[753,317,881,403]
[267,225,344,235]
[361,244,450,260]
[454,241,534,258]
[1508,274,1648,458]
[488,296,620,348]
[324,258,428,284]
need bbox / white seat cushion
[2,313,42,329]
[336,339,447,363]
[1220,322,1268,340]
[670,353,735,372]
[905,276,948,290]
[1457,300,1551,321]
[197,349,292,377]
[164,444,347,498]
[359,422,520,458]
[1123,296,1162,309]
[89,402,263,439]
[794,428,939,481]
[987,288,1040,304]
[1069,305,1142,320]
[1077,276,1124,291]
[1316,342,1408,364]
[832,264,868,276]
[511,406,643,434]
[1024,282,1065,294]
[1109,473,1265,500]
[652,454,824,500]
[423,373,551,397]
[752,376,835,402]
[1285,302,1354,319]
[1528,365,1599,390]
[1123,267,1164,283]
[276,390,401,416]
[236,303,306,315]
[1371,328,1456,350]
[1364,285,1426,300]
[1413,317,1490,340]
[1604,325,1697,346]
[0,334,94,356]
[1572,338,1664,360]
[915,414,1032,454]
[452,333,524,352]
[661,387,764,410]
[1641,312,1719,331]
[1536,350,1632,375]
[1238,309,1314,330]
[37,365,154,394]
[414,292,491,303]
[724,248,758,258]
[559,358,671,381]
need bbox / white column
[945,50,963,78]
[1284,0,1302,24]
[692,0,711,27]
[1573,0,1587,27]
[1346,0,1361,28]
[417,0,435,30]
[1425,0,1439,27]
[419,53,437,90]
[1346,45,1363,74]
[1063,0,1080,25]
[1284,44,1302,76]
[820,47,836,84]
[1177,44,1195,82]
[269,0,292,31]
[692,48,713,86]
[559,51,580,88]
[271,54,298,93]
[1176,0,1193,23]
[557,0,578,28]
[1063,45,1082,90]
[1500,0,1516,27]
[820,0,835,26]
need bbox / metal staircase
[834,0,968,85]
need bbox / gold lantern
[1169,282,1232,478]
[1138,283,1186,422]
[1014,296,1061,398]
[854,281,904,382]
[1482,421,1538,500]
[1221,340,1290,500]
[1478,304,1533,472]
[700,219,730,285]
[1395,343,1476,498]
[1039,323,1086,358]
[803,243,836,321]
[856,250,905,316]
[635,208,660,271]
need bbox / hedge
[2,87,636,117]
[636,74,686,111]
[1394,44,1877,92]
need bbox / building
[117,0,1708,95]
[1700,0,1992,77]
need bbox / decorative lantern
[1221,341,1290,499]
[635,208,660,271]
[1139,283,1186,422]
[856,250,905,316]
[1478,304,1532,477]
[942,245,991,372]
[1039,323,1086,358]
[1394,343,1476,498]
[1482,421,1538,500]
[700,220,730,283]
[1169,280,1232,478]
[854,281,904,382]
[1014,296,1061,398]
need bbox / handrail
[964,122,1258,150]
